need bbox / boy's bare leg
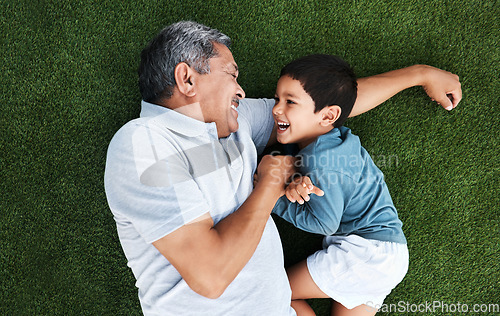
[331,302,377,316]
[287,260,328,315]
[287,260,378,316]
[291,299,316,316]
[288,260,330,299]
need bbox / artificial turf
[1,0,498,315]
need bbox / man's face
[195,43,245,138]
[272,75,325,149]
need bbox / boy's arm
[265,65,461,148]
[350,65,462,117]
[272,173,351,236]
[273,195,339,236]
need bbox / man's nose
[236,83,245,99]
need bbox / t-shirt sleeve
[272,169,355,236]
[237,98,275,155]
[104,123,211,243]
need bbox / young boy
[271,54,408,316]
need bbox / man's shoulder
[108,117,156,148]
[239,97,274,108]
[237,98,274,121]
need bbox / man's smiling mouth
[231,98,240,110]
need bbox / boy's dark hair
[280,54,357,128]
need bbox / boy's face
[273,75,332,149]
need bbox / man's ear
[320,105,341,126]
[174,62,196,97]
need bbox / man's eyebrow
[227,63,238,74]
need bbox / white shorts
[306,234,409,310]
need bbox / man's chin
[217,123,239,138]
[229,122,239,134]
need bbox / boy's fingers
[448,90,462,108]
[303,177,323,196]
[303,176,313,190]
[286,184,304,203]
[292,189,304,204]
[436,94,454,111]
[312,186,324,196]
[287,176,324,202]
[285,189,296,203]
[295,184,310,202]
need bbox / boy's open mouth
[277,121,290,132]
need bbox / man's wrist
[254,177,284,200]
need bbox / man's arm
[152,155,296,299]
[350,64,462,117]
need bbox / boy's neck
[297,125,335,150]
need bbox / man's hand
[420,65,462,111]
[255,155,297,196]
[285,176,324,204]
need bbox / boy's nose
[272,102,283,116]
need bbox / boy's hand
[420,65,462,111]
[285,176,324,204]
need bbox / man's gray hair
[138,21,231,103]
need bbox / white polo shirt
[104,99,295,315]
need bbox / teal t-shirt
[273,126,406,244]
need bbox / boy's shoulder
[312,126,362,156]
[301,126,366,173]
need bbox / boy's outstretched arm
[350,65,462,117]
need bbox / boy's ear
[174,62,196,97]
[320,105,341,126]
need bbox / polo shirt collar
[140,100,218,138]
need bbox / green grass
[1,0,498,315]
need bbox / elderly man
[104,21,461,315]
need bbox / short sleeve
[237,98,275,155]
[104,123,211,243]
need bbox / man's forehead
[213,43,238,70]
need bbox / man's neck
[158,97,206,123]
